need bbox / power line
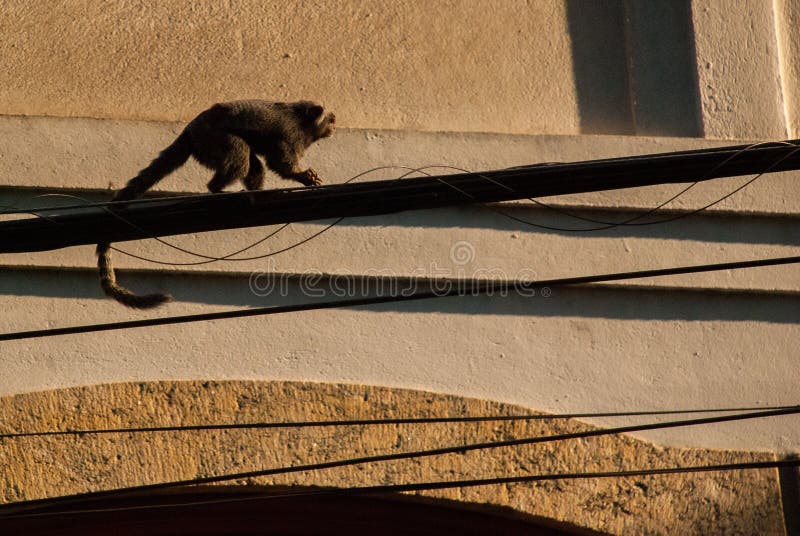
[4,405,797,513]
[8,139,794,266]
[510,140,800,230]
[224,458,800,498]
[4,153,772,269]
[2,139,799,253]
[4,141,793,272]
[3,140,796,217]
[3,404,795,439]
[6,459,799,519]
[0,254,797,342]
[17,164,420,266]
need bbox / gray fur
[98,100,336,308]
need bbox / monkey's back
[195,100,302,138]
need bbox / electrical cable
[2,141,795,267]
[501,140,800,230]
[1,166,430,266]
[1,139,794,216]
[0,254,797,342]
[3,404,796,439]
[2,405,797,514]
[4,459,798,519]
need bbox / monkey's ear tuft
[304,104,324,120]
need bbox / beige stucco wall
[691,0,789,139]
[0,0,579,134]
[3,0,796,137]
[777,0,800,137]
[1,2,799,532]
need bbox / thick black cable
[422,141,799,232]
[3,405,797,513]
[0,254,797,342]
[508,141,800,229]
[7,141,794,264]
[3,140,793,268]
[3,404,795,439]
[3,139,797,216]
[5,459,798,519]
[3,166,423,266]
[5,139,800,253]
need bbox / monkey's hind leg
[243,153,265,191]
[193,133,251,193]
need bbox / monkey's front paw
[298,169,322,186]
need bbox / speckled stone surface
[0,381,785,534]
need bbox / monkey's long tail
[97,242,172,308]
[96,129,192,308]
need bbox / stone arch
[0,381,784,534]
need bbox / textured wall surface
[0,1,579,134]
[777,0,800,137]
[0,381,786,535]
[0,2,798,532]
[1,1,796,137]
[691,0,789,139]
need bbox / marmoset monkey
[97,100,336,309]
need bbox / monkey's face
[295,101,336,140]
[317,111,336,139]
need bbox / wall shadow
[564,0,634,134]
[1,268,797,324]
[332,205,800,246]
[565,0,701,136]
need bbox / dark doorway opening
[2,486,601,535]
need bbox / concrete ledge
[1,115,798,214]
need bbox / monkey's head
[294,101,336,140]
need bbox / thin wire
[437,140,800,231]
[111,165,434,264]
[7,165,402,263]
[0,253,797,342]
[109,146,800,264]
[505,141,800,227]
[3,405,797,514]
[107,140,800,263]
[2,141,792,267]
[110,221,340,265]
[1,140,793,217]
[6,459,798,519]
[3,166,429,266]
[0,162,425,214]
[3,187,305,265]
[12,192,261,264]
[3,404,796,439]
